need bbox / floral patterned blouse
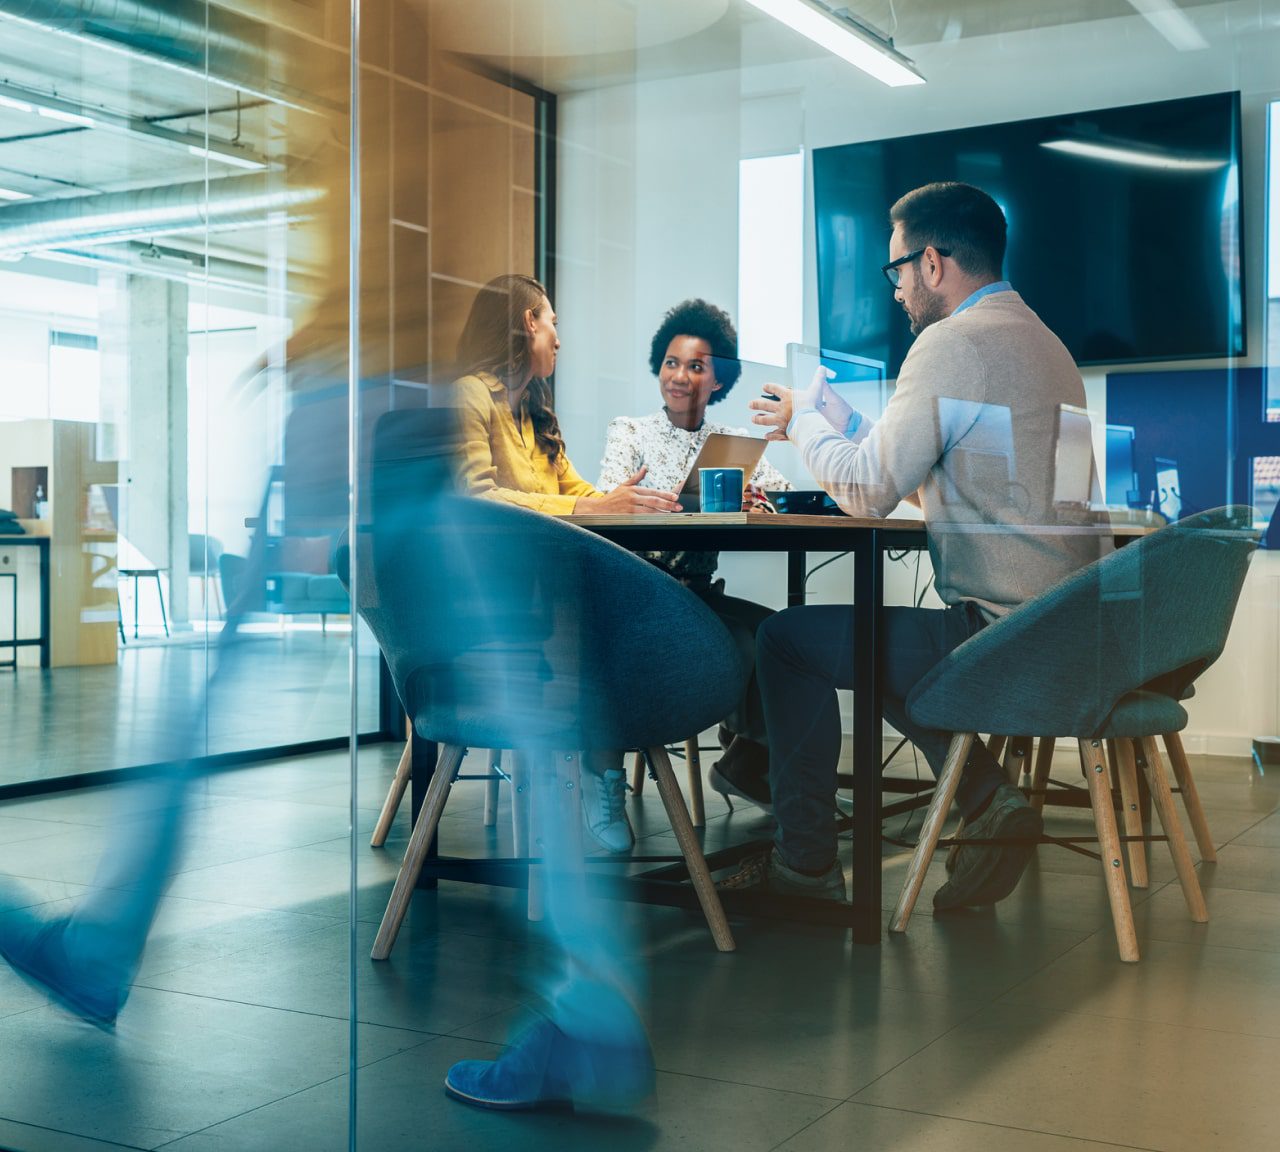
[597,409,792,583]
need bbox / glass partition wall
[0,2,551,1147]
[0,2,363,1148]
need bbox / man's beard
[906,281,948,336]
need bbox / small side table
[117,568,168,640]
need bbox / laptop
[678,432,769,511]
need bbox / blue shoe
[444,1016,655,1112]
[0,898,125,1028]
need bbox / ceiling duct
[0,173,324,260]
[0,1,330,111]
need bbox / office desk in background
[0,534,51,668]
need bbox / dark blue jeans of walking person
[757,601,1008,874]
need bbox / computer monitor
[786,344,887,421]
[1155,457,1182,522]
[1104,424,1138,507]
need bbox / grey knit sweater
[792,289,1103,617]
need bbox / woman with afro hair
[596,299,792,829]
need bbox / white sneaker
[582,768,634,854]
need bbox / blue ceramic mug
[699,467,744,513]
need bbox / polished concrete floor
[0,627,381,786]
[0,741,1278,1151]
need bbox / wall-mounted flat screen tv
[814,91,1244,378]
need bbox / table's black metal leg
[133,574,140,638]
[411,729,440,890]
[850,530,883,943]
[39,543,49,667]
[787,551,806,607]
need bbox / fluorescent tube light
[187,144,268,171]
[0,94,33,114]
[36,106,95,127]
[0,187,32,201]
[1126,0,1209,52]
[1041,138,1226,172]
[743,0,925,87]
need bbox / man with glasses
[723,181,1098,910]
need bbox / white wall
[555,6,1280,753]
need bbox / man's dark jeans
[758,602,1007,873]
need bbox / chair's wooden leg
[1079,739,1139,962]
[1163,731,1215,863]
[1112,739,1149,889]
[510,751,531,857]
[511,751,542,921]
[684,738,706,828]
[986,734,1006,761]
[891,733,973,933]
[1003,736,1031,785]
[483,749,502,828]
[630,750,646,795]
[371,743,466,960]
[1139,736,1208,923]
[371,736,413,848]
[646,745,734,952]
[1030,736,1055,814]
[552,750,586,868]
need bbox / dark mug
[699,467,744,513]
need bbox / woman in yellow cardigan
[455,274,680,517]
[452,274,680,852]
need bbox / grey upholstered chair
[891,508,1258,961]
[353,410,748,959]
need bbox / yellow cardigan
[456,372,602,515]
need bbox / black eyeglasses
[881,246,951,288]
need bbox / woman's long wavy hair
[456,274,565,466]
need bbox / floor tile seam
[834,1100,1167,1151]
[160,840,362,880]
[1217,810,1280,845]
[762,1098,849,1152]
[131,921,345,983]
[981,992,1280,1043]
[0,1113,150,1152]
[146,1070,354,1150]
[826,996,993,1102]
[986,927,1118,1005]
[123,983,451,1038]
[647,1064,848,1103]
[148,892,346,925]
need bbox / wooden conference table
[409,509,926,945]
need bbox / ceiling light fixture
[187,144,268,171]
[36,106,95,127]
[742,0,925,87]
[0,187,32,201]
[1126,0,1209,52]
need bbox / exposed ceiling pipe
[40,240,315,298]
[0,0,333,112]
[0,173,324,259]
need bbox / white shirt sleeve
[597,418,643,491]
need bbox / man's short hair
[889,182,1007,282]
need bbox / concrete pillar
[100,273,190,627]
